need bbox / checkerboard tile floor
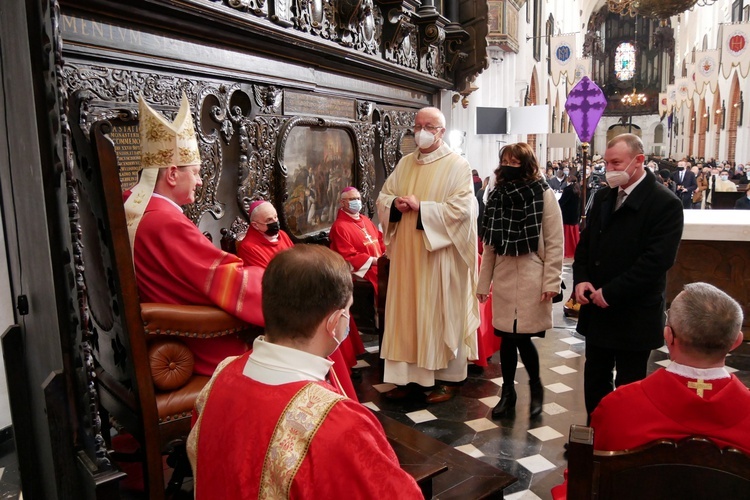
[354,262,750,499]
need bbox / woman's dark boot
[492,385,517,419]
[529,378,544,418]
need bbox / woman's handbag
[553,281,566,303]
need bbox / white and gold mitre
[139,94,200,168]
[124,94,201,253]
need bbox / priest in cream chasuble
[376,107,479,401]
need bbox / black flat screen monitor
[476,107,508,134]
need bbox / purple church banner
[565,76,607,143]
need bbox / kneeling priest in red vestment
[187,245,422,499]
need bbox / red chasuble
[591,369,750,454]
[329,209,385,292]
[132,196,264,376]
[236,228,294,268]
[551,369,750,500]
[191,353,422,500]
[234,226,357,398]
[474,253,500,367]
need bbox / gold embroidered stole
[259,383,345,499]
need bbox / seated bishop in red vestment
[187,246,422,499]
[126,96,265,376]
[552,282,750,500]
[235,199,358,399]
[236,200,294,268]
[329,187,385,293]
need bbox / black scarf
[482,178,548,256]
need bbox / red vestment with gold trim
[192,353,422,499]
[552,369,750,500]
[591,368,750,454]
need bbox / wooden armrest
[140,303,250,338]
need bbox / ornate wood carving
[383,8,419,69]
[417,18,446,78]
[293,0,336,38]
[444,26,469,73]
[226,0,268,17]
[237,114,287,212]
[61,64,238,223]
[336,0,382,54]
[51,0,114,478]
[378,108,415,176]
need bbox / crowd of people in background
[538,154,750,213]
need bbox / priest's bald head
[262,245,353,357]
[665,282,744,366]
[248,200,280,237]
[413,107,446,154]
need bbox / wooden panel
[667,240,750,337]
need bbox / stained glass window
[614,42,636,81]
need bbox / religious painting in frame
[276,117,360,239]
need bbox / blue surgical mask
[333,311,350,348]
[348,199,362,213]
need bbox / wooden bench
[566,424,750,499]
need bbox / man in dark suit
[548,167,568,191]
[573,134,684,418]
[671,160,697,209]
[735,190,750,209]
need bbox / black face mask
[264,221,280,236]
[676,166,685,171]
[500,165,523,181]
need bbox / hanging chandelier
[621,88,648,106]
[607,0,718,19]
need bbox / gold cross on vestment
[687,379,713,398]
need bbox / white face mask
[605,156,637,188]
[414,129,437,150]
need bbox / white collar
[341,208,361,220]
[261,230,280,242]
[151,192,184,212]
[665,361,730,381]
[243,336,333,385]
[415,142,453,165]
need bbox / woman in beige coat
[477,143,563,419]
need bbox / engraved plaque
[400,134,417,156]
[284,90,357,120]
[109,124,141,191]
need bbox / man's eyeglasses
[414,125,443,133]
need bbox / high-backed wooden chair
[566,425,750,499]
[68,98,257,499]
